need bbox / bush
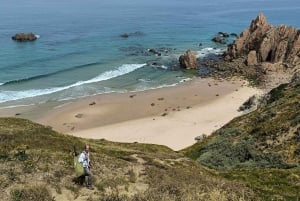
[10,186,54,201]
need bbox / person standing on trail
[78,144,93,189]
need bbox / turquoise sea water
[0,0,300,106]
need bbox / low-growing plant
[10,185,55,201]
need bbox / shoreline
[0,77,262,150]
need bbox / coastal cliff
[219,13,300,90]
[225,13,300,66]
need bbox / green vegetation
[218,168,300,200]
[183,79,300,200]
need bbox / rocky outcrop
[12,33,37,41]
[179,50,198,69]
[224,13,300,66]
[212,36,226,44]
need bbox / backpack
[73,146,84,177]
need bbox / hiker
[78,144,93,189]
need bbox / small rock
[157,97,164,101]
[120,33,129,38]
[194,136,204,141]
[218,32,229,37]
[151,103,155,106]
[212,36,226,44]
[238,95,258,111]
[89,102,96,106]
[148,48,161,56]
[75,114,83,118]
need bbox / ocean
[1,0,300,107]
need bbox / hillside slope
[0,118,256,201]
[183,79,300,199]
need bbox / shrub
[10,186,54,201]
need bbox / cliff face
[225,13,300,66]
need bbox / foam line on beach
[0,63,146,103]
[0,103,35,109]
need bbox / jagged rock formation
[224,13,300,66]
[12,33,37,42]
[179,50,198,69]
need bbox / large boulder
[179,50,198,69]
[224,13,300,66]
[246,50,258,66]
[12,33,37,42]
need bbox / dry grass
[0,117,258,201]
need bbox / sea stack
[12,33,37,42]
[179,50,199,69]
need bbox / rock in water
[179,50,199,69]
[224,13,300,66]
[212,36,226,44]
[12,33,37,42]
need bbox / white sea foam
[35,34,40,39]
[72,63,146,87]
[0,83,4,86]
[138,78,153,83]
[0,63,146,103]
[0,103,35,109]
[179,78,192,83]
[131,77,192,92]
[160,65,168,69]
[196,47,225,58]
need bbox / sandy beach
[0,77,261,150]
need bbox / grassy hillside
[0,118,257,201]
[183,79,300,200]
[1,80,299,201]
